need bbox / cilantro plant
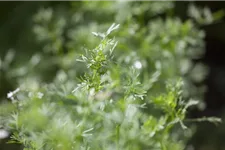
[0,1,223,150]
[0,23,217,150]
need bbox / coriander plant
[1,23,215,150]
[0,2,222,150]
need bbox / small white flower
[0,129,9,139]
[37,92,44,99]
[134,61,142,69]
[7,88,20,100]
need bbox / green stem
[116,124,121,150]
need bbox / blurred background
[1,1,225,150]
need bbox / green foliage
[0,1,222,150]
[188,3,225,25]
[2,25,191,150]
